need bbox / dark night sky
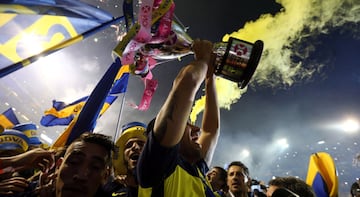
[1,0,360,195]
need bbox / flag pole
[114,90,127,142]
[51,58,125,148]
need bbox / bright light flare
[21,33,43,55]
[277,138,289,149]
[320,117,359,134]
[241,149,250,158]
[40,133,53,144]
[317,140,325,144]
[341,118,359,133]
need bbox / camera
[250,179,267,195]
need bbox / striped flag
[40,95,118,127]
[0,108,20,131]
[51,58,123,148]
[306,152,338,197]
[0,0,124,77]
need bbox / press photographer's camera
[250,179,267,197]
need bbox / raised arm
[198,54,220,165]
[0,148,55,173]
[153,39,214,147]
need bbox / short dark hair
[213,166,227,182]
[213,166,227,189]
[351,181,360,196]
[71,132,117,166]
[227,161,249,177]
[268,176,315,197]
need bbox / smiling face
[55,141,109,197]
[123,137,146,173]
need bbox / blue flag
[306,152,339,197]
[0,0,124,78]
[0,107,20,130]
[41,62,130,127]
[110,64,130,94]
[40,95,117,127]
[52,58,123,148]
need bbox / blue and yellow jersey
[137,130,217,197]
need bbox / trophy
[133,21,264,89]
[213,38,264,88]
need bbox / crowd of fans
[0,40,356,197]
[0,120,318,197]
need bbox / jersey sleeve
[137,126,179,188]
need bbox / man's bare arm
[198,58,220,165]
[153,40,214,147]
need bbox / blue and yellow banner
[306,152,339,197]
[13,122,42,146]
[51,58,123,148]
[110,64,130,94]
[41,95,117,127]
[0,108,20,131]
[41,62,130,128]
[0,129,29,152]
[0,0,123,78]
